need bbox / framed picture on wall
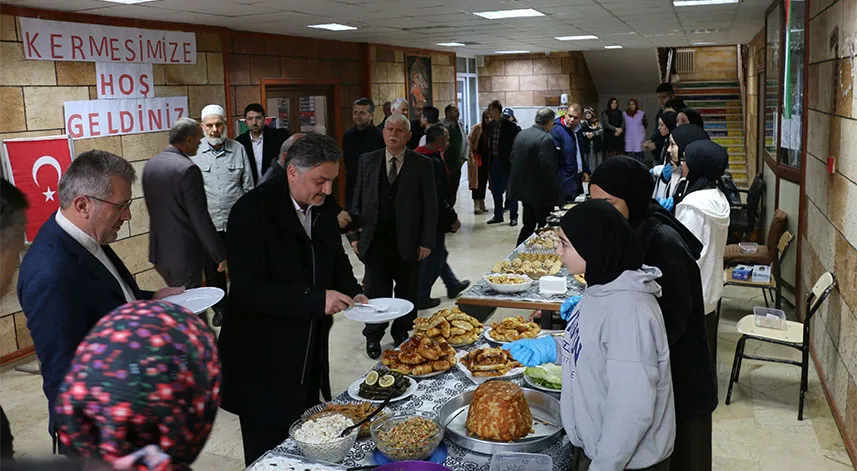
[406,55,433,109]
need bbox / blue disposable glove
[560,295,582,321]
[503,335,557,367]
[649,167,654,175]
[662,162,673,181]
[658,196,675,212]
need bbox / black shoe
[487,217,504,224]
[510,219,518,227]
[366,340,382,360]
[393,335,409,348]
[211,308,224,327]
[418,297,441,310]
[447,280,471,299]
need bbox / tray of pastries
[485,316,542,343]
[438,381,562,454]
[492,256,562,280]
[456,346,524,384]
[413,307,484,347]
[381,333,457,378]
[523,229,560,251]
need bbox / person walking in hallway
[624,98,648,163]
[485,100,520,226]
[348,114,437,359]
[601,97,625,158]
[442,104,469,205]
[468,111,491,214]
[551,104,590,204]
[509,107,562,246]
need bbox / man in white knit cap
[192,104,254,326]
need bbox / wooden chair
[724,209,788,266]
[719,230,793,312]
[725,271,837,420]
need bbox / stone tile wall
[0,14,226,359]
[805,0,857,460]
[680,45,739,82]
[369,46,456,126]
[476,52,598,109]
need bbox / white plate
[483,274,533,294]
[342,298,414,324]
[347,375,418,403]
[523,373,562,393]
[161,287,224,314]
[455,348,526,384]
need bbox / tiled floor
[0,190,852,470]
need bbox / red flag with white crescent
[2,136,75,243]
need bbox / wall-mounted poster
[406,55,433,109]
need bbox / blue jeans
[419,232,460,300]
[490,160,518,220]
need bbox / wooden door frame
[259,78,345,207]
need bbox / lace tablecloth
[272,348,573,470]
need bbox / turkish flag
[2,136,75,243]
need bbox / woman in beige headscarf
[468,111,491,214]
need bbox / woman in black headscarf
[652,111,678,201]
[505,199,674,471]
[601,97,625,157]
[678,108,704,128]
[674,141,731,385]
[655,123,709,209]
[590,156,717,471]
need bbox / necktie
[388,157,398,184]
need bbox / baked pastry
[459,347,521,377]
[381,334,456,376]
[413,307,483,346]
[466,381,532,441]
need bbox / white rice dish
[249,454,346,470]
[294,414,354,444]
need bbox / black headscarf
[605,97,623,127]
[680,108,704,128]
[589,156,703,259]
[560,199,644,287]
[660,111,678,133]
[674,140,729,204]
[669,124,709,163]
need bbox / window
[764,3,781,159]
[456,56,480,129]
[778,0,804,169]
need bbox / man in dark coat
[485,100,521,226]
[644,83,676,161]
[508,107,562,246]
[343,98,385,209]
[348,113,437,359]
[550,104,591,203]
[236,103,291,185]
[219,133,366,466]
[589,156,717,471]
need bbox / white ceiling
[584,48,662,95]
[1,0,771,55]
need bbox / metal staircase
[675,81,748,187]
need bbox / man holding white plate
[218,133,366,466]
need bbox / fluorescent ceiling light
[437,42,466,47]
[604,45,623,49]
[555,35,599,41]
[691,41,716,45]
[308,23,357,31]
[474,9,544,19]
[674,0,740,6]
[98,0,157,3]
[494,50,530,54]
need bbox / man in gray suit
[143,117,226,293]
[508,107,562,246]
[348,113,437,359]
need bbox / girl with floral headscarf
[580,106,603,172]
[55,300,221,471]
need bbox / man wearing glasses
[17,150,183,451]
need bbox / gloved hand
[649,167,654,175]
[560,295,582,321]
[662,162,673,181]
[658,196,675,212]
[503,335,557,367]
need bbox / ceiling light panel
[308,23,358,31]
[555,35,599,40]
[474,9,545,19]
[674,0,740,6]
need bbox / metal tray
[438,388,563,455]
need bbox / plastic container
[739,242,760,253]
[288,414,359,464]
[754,306,786,330]
[485,274,533,293]
[371,413,444,462]
[752,265,772,283]
[538,276,566,295]
[489,452,553,471]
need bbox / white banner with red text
[96,62,155,99]
[19,17,196,64]
[64,97,189,140]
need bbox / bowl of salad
[523,364,562,393]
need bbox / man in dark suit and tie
[236,103,291,185]
[348,113,438,359]
[143,117,227,292]
[17,150,183,448]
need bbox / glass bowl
[370,413,443,462]
[289,413,359,463]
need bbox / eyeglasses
[86,195,132,212]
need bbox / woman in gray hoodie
[505,199,675,471]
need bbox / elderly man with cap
[192,104,254,325]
